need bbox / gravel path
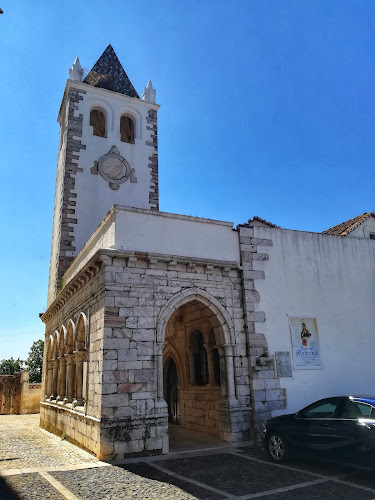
[0,414,99,470]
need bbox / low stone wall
[0,372,41,415]
[180,387,221,435]
[20,372,42,414]
[0,373,21,414]
[40,402,168,460]
[40,402,100,457]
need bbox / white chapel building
[40,45,375,460]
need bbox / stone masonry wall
[48,87,87,304]
[98,249,251,458]
[238,224,286,439]
[146,109,159,211]
[181,387,221,435]
[20,371,41,415]
[41,257,106,456]
[0,373,21,415]
[41,247,254,459]
[0,371,40,415]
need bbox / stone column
[205,344,215,385]
[156,342,166,400]
[56,356,67,402]
[73,350,86,407]
[45,361,53,400]
[223,344,238,404]
[51,359,59,400]
[64,353,76,404]
[186,348,195,385]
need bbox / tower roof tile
[83,44,139,98]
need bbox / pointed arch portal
[157,288,239,445]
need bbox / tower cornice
[58,80,160,122]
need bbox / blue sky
[0,0,374,359]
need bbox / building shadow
[0,476,20,499]
[118,462,217,499]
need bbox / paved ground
[2,415,375,499]
[0,414,100,470]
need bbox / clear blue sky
[0,0,374,359]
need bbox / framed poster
[288,317,322,369]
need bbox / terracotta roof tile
[322,212,375,236]
[238,216,281,229]
[250,216,280,228]
[83,45,139,98]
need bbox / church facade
[40,46,375,460]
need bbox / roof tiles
[322,212,375,236]
[83,45,139,98]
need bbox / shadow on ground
[0,476,20,500]
[119,462,225,499]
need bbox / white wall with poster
[251,224,375,416]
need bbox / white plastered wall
[348,216,375,239]
[252,225,375,415]
[68,81,159,256]
[113,207,240,262]
[63,206,240,285]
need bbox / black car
[262,396,375,467]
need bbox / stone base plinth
[100,414,169,460]
[218,400,253,444]
[40,402,168,460]
[40,402,100,456]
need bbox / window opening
[90,109,106,137]
[193,331,208,386]
[120,115,135,144]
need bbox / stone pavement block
[156,453,316,497]
[120,463,225,499]
[258,480,374,499]
[1,473,65,499]
[51,466,198,500]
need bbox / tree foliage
[0,357,25,375]
[26,340,44,383]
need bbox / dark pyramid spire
[83,45,139,98]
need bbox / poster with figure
[289,317,322,369]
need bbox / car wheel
[267,433,288,462]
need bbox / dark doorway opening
[164,357,179,424]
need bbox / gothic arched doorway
[156,289,242,452]
[163,357,179,424]
[161,299,228,441]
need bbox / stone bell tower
[47,45,159,306]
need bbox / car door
[330,399,375,459]
[293,398,342,450]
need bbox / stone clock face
[98,151,130,183]
[92,145,137,190]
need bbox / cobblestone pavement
[2,415,375,499]
[0,414,99,469]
